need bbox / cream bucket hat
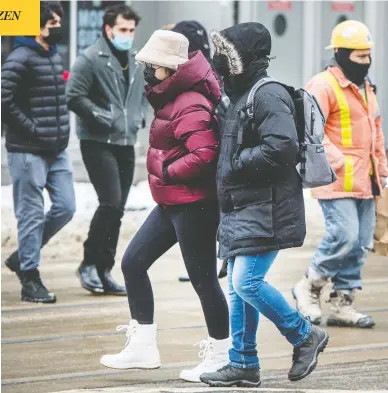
[135,30,189,70]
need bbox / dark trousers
[81,140,135,271]
[121,201,229,340]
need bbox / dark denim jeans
[228,252,311,369]
[8,151,76,271]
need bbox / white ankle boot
[293,275,327,325]
[100,320,161,369]
[180,336,230,382]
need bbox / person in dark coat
[171,20,229,281]
[1,1,75,304]
[67,4,147,296]
[200,22,329,388]
[99,29,230,383]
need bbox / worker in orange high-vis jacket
[293,20,388,329]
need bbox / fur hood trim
[210,30,243,75]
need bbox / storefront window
[77,1,126,54]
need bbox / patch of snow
[1,180,156,217]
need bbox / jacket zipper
[124,64,139,145]
[109,61,139,145]
[310,105,315,135]
[48,56,60,151]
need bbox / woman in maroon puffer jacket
[100,30,230,382]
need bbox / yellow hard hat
[326,20,374,50]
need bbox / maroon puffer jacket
[146,51,221,206]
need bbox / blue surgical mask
[110,32,133,51]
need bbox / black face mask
[335,48,371,86]
[44,26,63,46]
[144,66,161,87]
[213,53,229,77]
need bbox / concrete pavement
[2,205,388,393]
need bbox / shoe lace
[218,364,232,372]
[292,346,301,363]
[308,284,322,306]
[116,324,136,350]
[31,276,46,292]
[194,340,214,363]
[338,300,362,318]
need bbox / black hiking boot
[288,325,329,381]
[5,251,21,281]
[200,364,261,388]
[21,269,56,303]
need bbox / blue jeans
[7,151,76,271]
[310,198,376,291]
[228,252,311,369]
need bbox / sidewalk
[2,194,388,393]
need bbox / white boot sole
[100,359,161,370]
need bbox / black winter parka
[214,23,306,259]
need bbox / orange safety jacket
[305,65,388,200]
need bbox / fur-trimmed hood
[210,23,271,76]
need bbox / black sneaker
[288,325,329,381]
[200,364,261,388]
[21,270,56,303]
[99,269,127,296]
[5,251,21,281]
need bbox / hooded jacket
[212,23,306,259]
[1,37,70,154]
[146,51,221,206]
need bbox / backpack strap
[245,77,279,120]
[237,77,279,146]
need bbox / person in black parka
[1,2,75,304]
[200,22,329,388]
[171,20,229,281]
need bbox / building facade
[1,1,388,184]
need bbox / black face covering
[144,66,161,87]
[335,48,371,86]
[213,53,229,77]
[44,26,63,46]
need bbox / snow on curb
[1,184,324,258]
[1,180,156,217]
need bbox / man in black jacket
[66,4,147,295]
[1,2,75,303]
[200,23,328,387]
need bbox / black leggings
[121,201,229,340]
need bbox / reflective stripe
[344,156,354,192]
[323,72,352,147]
